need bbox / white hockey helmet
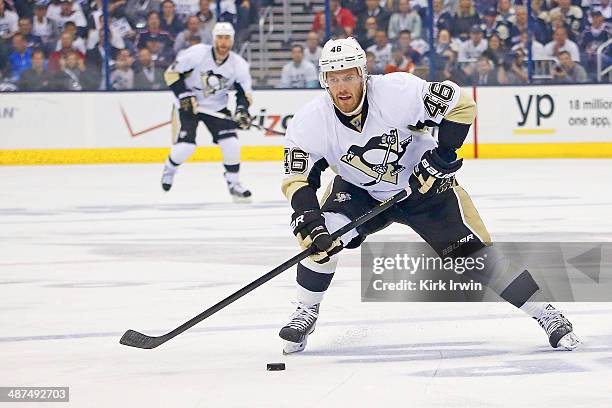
[213,22,235,40]
[318,37,367,89]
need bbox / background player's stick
[196,107,286,136]
[119,189,408,349]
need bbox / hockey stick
[197,107,286,136]
[119,189,408,349]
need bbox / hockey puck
[266,363,285,371]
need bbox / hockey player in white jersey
[162,22,253,202]
[279,38,580,354]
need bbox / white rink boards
[1,159,612,407]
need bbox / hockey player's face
[215,35,233,56]
[326,68,363,113]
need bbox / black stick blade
[120,330,163,349]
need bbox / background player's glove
[291,210,343,264]
[234,108,251,130]
[408,148,462,200]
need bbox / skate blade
[282,338,308,355]
[232,195,252,204]
[557,332,581,350]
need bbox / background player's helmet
[213,22,235,40]
[318,37,368,115]
[318,37,367,89]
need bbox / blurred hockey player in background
[162,22,253,202]
[279,38,580,354]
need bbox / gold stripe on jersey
[445,88,476,125]
[281,175,309,201]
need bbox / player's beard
[332,82,365,116]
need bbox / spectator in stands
[506,49,528,84]
[451,0,480,41]
[435,28,453,55]
[529,0,552,44]
[278,43,318,88]
[511,30,545,59]
[303,31,321,68]
[216,0,237,25]
[9,33,32,80]
[397,29,423,63]
[497,0,516,24]
[481,33,507,68]
[510,6,528,45]
[594,0,612,21]
[0,0,19,40]
[388,0,422,40]
[144,36,173,68]
[32,2,58,50]
[436,48,469,84]
[86,25,120,72]
[87,15,125,52]
[549,0,584,40]
[367,30,392,74]
[52,49,89,90]
[134,47,164,89]
[357,16,378,49]
[126,0,161,30]
[481,6,517,46]
[110,48,134,89]
[18,17,43,50]
[385,44,415,73]
[160,0,183,37]
[552,50,588,82]
[174,15,211,52]
[17,49,53,90]
[424,0,452,40]
[48,30,84,71]
[458,24,487,62]
[236,0,255,45]
[51,0,87,38]
[312,0,356,37]
[544,26,580,61]
[136,11,174,52]
[343,0,366,19]
[581,10,611,73]
[470,55,500,84]
[196,0,215,43]
[365,50,375,73]
[56,22,86,54]
[357,0,391,35]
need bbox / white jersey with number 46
[169,43,253,112]
[283,72,462,202]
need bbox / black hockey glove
[291,210,343,264]
[408,148,462,201]
[234,108,251,130]
[178,95,197,115]
[178,95,198,125]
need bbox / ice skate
[279,303,319,354]
[161,164,177,192]
[534,304,581,350]
[227,180,252,203]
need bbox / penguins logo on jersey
[201,70,229,96]
[340,129,411,186]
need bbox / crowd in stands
[0,0,611,91]
[280,0,612,87]
[0,0,260,90]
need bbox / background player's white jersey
[284,72,461,201]
[171,43,253,111]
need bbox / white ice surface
[1,159,612,408]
